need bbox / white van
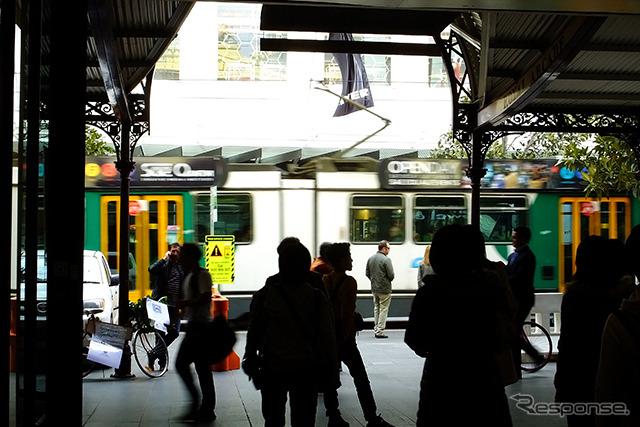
[20,250,120,324]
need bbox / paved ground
[77,329,567,426]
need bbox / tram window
[106,201,118,255]
[413,196,467,243]
[601,202,611,239]
[193,193,252,244]
[616,201,627,241]
[350,195,404,243]
[479,196,528,243]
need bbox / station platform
[76,328,568,427]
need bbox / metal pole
[46,0,87,421]
[112,122,135,379]
[469,131,487,228]
[0,0,15,419]
[23,0,42,422]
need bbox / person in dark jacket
[555,236,634,427]
[147,242,184,370]
[506,226,540,377]
[323,243,394,427]
[405,224,515,426]
[244,239,338,427]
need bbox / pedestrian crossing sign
[205,235,235,284]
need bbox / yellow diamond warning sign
[205,235,235,284]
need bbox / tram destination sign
[85,156,228,188]
[380,159,462,189]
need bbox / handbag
[204,314,237,365]
[353,311,365,332]
[241,353,265,390]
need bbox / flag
[330,33,374,117]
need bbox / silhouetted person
[405,224,514,426]
[175,243,215,422]
[311,241,334,276]
[506,226,539,377]
[365,240,394,338]
[595,225,640,427]
[265,237,327,295]
[416,245,434,288]
[244,239,338,426]
[323,242,394,427]
[555,236,635,427]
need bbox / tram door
[559,197,631,291]
[100,195,184,301]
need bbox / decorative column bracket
[85,93,149,163]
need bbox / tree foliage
[431,130,639,199]
[85,126,115,156]
[562,135,640,199]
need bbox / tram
[83,155,640,318]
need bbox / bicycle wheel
[520,320,552,373]
[132,329,169,378]
[82,332,95,378]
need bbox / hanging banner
[330,33,374,117]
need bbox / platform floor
[73,329,568,426]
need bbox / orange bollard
[210,293,240,372]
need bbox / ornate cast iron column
[86,93,149,378]
[436,25,488,227]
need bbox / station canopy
[40,0,640,163]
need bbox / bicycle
[82,299,170,378]
[519,320,553,373]
[128,297,170,378]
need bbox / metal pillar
[468,131,488,227]
[1,0,16,424]
[23,0,43,424]
[112,122,136,379]
[46,0,87,424]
